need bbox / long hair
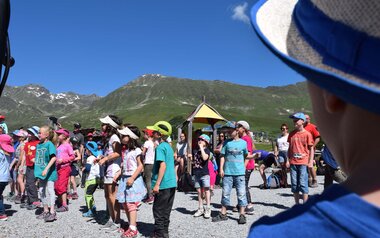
[106,115,122,137]
[123,124,141,150]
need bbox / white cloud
[232,2,250,24]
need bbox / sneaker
[245,206,254,215]
[71,192,79,200]
[56,206,69,212]
[27,202,40,210]
[146,196,154,204]
[44,212,57,222]
[193,208,204,217]
[101,220,119,231]
[204,207,211,219]
[36,211,49,220]
[212,212,228,222]
[238,214,247,224]
[91,205,97,214]
[14,195,22,204]
[67,193,73,200]
[0,214,8,221]
[82,210,94,218]
[310,181,318,188]
[121,228,139,238]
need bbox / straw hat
[251,0,380,113]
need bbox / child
[0,134,14,221]
[21,126,40,210]
[248,1,380,236]
[288,113,313,204]
[34,126,58,222]
[147,121,176,238]
[141,129,155,204]
[55,129,75,212]
[117,125,146,237]
[82,141,100,218]
[188,134,211,219]
[212,124,249,224]
[98,115,123,230]
[68,136,81,200]
[14,130,28,204]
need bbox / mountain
[0,75,312,137]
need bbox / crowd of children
[0,113,326,237]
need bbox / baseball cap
[0,134,14,153]
[85,141,99,157]
[0,115,5,119]
[55,128,70,137]
[87,132,93,137]
[142,129,154,137]
[146,121,172,136]
[289,112,306,121]
[198,134,211,144]
[236,120,250,130]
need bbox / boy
[141,129,155,204]
[188,134,211,219]
[212,124,249,224]
[249,0,380,237]
[0,134,14,221]
[147,121,176,238]
[288,112,313,204]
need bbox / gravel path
[0,172,324,238]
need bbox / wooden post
[187,121,193,174]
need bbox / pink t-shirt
[122,148,142,176]
[56,142,74,170]
[242,135,255,170]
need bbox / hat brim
[0,143,14,153]
[251,0,380,114]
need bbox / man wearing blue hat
[249,0,380,237]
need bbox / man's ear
[323,90,346,113]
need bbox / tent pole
[187,121,193,174]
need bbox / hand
[31,158,35,163]
[286,161,290,169]
[98,158,106,166]
[220,169,225,178]
[188,154,192,160]
[153,184,160,194]
[127,177,135,186]
[42,169,48,176]
[57,158,63,164]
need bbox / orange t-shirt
[287,130,313,165]
[304,123,320,141]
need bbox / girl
[55,129,75,212]
[82,141,100,218]
[34,126,58,222]
[0,134,14,221]
[117,125,146,237]
[14,130,28,204]
[68,136,81,200]
[98,115,122,230]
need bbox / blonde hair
[40,125,58,145]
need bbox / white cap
[99,116,119,129]
[237,120,250,131]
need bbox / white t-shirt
[122,148,142,176]
[176,142,188,157]
[86,155,100,181]
[105,134,121,178]
[143,140,155,165]
[277,134,289,151]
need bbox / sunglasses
[281,127,288,131]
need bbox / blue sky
[7,0,303,96]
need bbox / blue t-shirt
[221,139,248,176]
[34,141,57,181]
[151,142,176,190]
[322,146,339,169]
[254,149,272,161]
[0,150,11,182]
[248,184,380,238]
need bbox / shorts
[290,164,308,194]
[103,176,115,185]
[54,166,71,195]
[116,175,147,203]
[193,174,210,189]
[277,151,288,164]
[70,164,80,176]
[263,154,277,168]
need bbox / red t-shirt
[304,123,320,141]
[24,140,40,167]
[287,130,313,165]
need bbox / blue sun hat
[251,0,380,114]
[85,141,99,157]
[198,134,211,144]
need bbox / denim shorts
[278,150,288,164]
[193,174,210,189]
[290,164,308,194]
[221,175,247,207]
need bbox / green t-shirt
[151,142,176,190]
[34,141,57,181]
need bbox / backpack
[266,172,281,189]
